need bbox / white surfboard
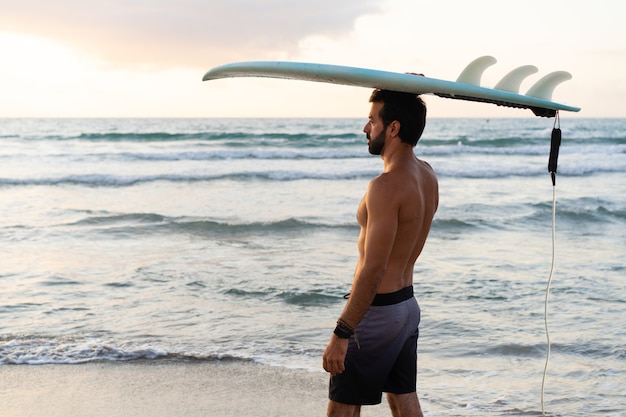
[203,56,580,117]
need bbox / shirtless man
[322,89,439,417]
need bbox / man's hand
[322,335,349,375]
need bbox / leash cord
[541,175,557,416]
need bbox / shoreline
[1,360,392,417]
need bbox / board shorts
[329,286,420,405]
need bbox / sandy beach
[1,361,394,417]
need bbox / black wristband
[333,320,354,339]
[333,325,352,339]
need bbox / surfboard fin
[525,71,572,117]
[456,56,497,86]
[494,65,539,93]
[526,71,573,101]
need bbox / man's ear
[389,120,401,137]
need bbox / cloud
[0,0,382,68]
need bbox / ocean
[1,117,624,416]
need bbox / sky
[0,0,624,118]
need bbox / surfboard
[202,56,580,117]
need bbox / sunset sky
[1,0,623,118]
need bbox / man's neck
[382,141,416,172]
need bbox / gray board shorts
[329,286,420,405]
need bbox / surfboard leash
[542,110,561,416]
[548,112,562,186]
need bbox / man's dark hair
[369,89,427,146]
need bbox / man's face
[363,102,387,156]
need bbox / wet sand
[1,360,393,417]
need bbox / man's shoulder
[365,172,406,209]
[368,171,396,189]
[365,173,397,200]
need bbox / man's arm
[340,176,399,327]
[322,175,399,374]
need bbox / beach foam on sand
[1,360,393,417]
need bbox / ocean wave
[432,218,478,231]
[0,171,376,187]
[167,217,355,235]
[57,206,622,241]
[17,130,361,145]
[2,161,623,188]
[0,332,326,368]
[109,148,365,162]
[62,213,357,236]
[77,132,210,142]
[461,341,625,360]
[7,212,359,241]
[6,138,623,162]
[69,212,169,226]
[499,199,626,228]
[2,334,622,366]
[557,205,626,224]
[225,287,341,307]
[0,335,256,365]
[529,197,626,224]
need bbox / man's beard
[368,129,386,155]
